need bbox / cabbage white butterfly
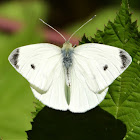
[8,16,132,113]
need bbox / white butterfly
[8,17,132,113]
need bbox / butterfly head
[62,41,73,51]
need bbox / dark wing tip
[119,50,132,69]
[8,48,20,69]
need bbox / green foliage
[66,6,140,38]
[0,1,47,139]
[0,1,48,22]
[66,6,119,37]
[81,0,140,139]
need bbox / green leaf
[79,34,91,44]
[31,99,45,119]
[81,0,140,139]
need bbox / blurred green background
[0,0,139,139]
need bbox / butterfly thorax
[61,42,74,86]
[62,42,73,68]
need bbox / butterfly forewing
[74,43,132,92]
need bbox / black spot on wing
[9,49,19,69]
[31,64,35,69]
[103,65,108,71]
[119,50,129,69]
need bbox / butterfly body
[61,42,74,86]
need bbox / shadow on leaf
[27,106,126,140]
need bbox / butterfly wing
[68,43,132,112]
[8,43,68,111]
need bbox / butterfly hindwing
[69,61,109,112]
[30,60,68,110]
[8,43,68,110]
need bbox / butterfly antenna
[68,15,96,42]
[39,18,66,42]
